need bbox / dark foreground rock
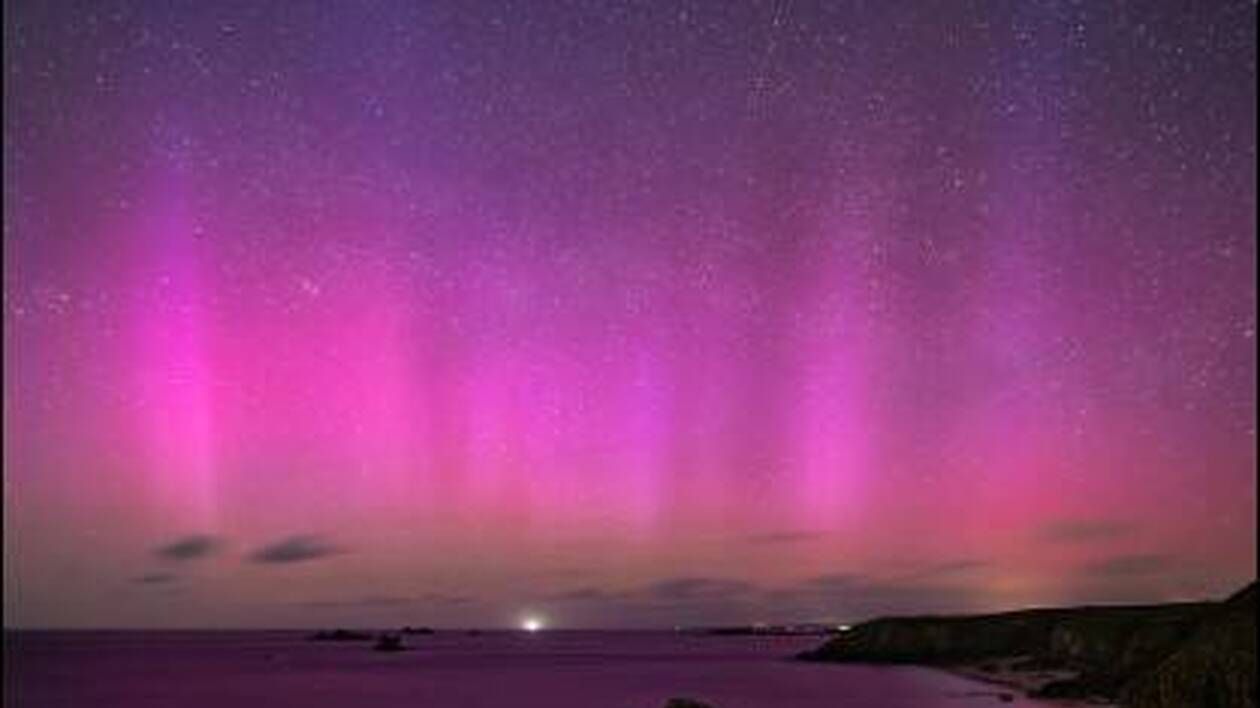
[663,699,716,708]
[798,582,1256,707]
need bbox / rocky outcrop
[798,582,1256,707]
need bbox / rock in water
[308,629,373,642]
[372,634,407,652]
[663,699,716,708]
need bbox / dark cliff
[798,582,1256,707]
[1118,583,1256,708]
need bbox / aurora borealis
[3,0,1255,629]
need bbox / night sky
[4,0,1255,630]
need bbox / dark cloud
[905,560,992,580]
[301,592,476,609]
[537,569,997,626]
[759,572,990,621]
[531,567,595,580]
[645,577,756,601]
[353,595,414,607]
[520,571,1019,627]
[133,572,177,585]
[802,573,863,590]
[248,535,342,564]
[544,577,759,608]
[155,534,222,561]
[1039,520,1134,544]
[302,595,411,609]
[1083,554,1172,577]
[742,531,828,545]
[532,573,993,627]
[544,587,614,604]
[417,592,476,606]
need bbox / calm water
[5,631,1058,707]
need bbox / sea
[4,630,1061,707]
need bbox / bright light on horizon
[521,616,545,632]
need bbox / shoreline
[937,659,1115,707]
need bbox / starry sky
[3,0,1255,630]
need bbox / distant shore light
[521,616,544,632]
